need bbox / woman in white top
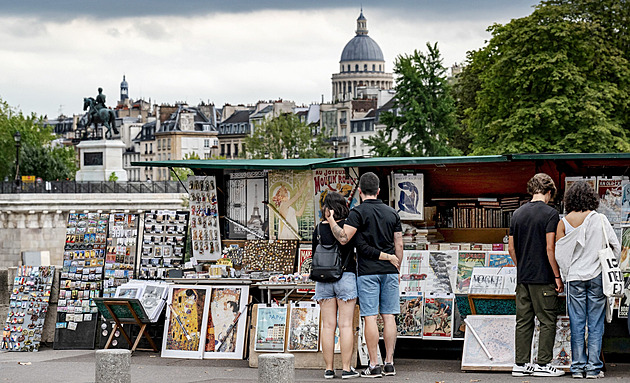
[556,181,621,379]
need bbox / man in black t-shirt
[509,173,564,378]
[326,172,402,377]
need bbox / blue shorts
[357,273,400,317]
[313,272,358,302]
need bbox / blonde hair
[526,173,557,198]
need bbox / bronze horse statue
[83,97,118,139]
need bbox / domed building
[332,11,393,101]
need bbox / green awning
[130,158,345,170]
[509,153,630,161]
[313,155,508,168]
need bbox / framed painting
[204,285,250,359]
[254,305,288,352]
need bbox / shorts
[313,272,358,302]
[357,273,400,317]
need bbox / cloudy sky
[0,0,539,118]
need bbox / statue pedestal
[75,140,128,182]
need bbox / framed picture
[393,173,424,220]
[287,302,320,352]
[254,305,288,352]
[204,286,249,359]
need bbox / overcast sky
[0,0,539,118]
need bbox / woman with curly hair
[556,181,621,379]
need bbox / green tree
[244,113,330,159]
[364,43,462,157]
[169,152,201,181]
[0,98,77,181]
[463,0,630,154]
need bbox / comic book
[456,251,487,294]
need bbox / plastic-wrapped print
[268,170,314,241]
[532,316,571,369]
[456,252,487,294]
[422,294,454,340]
[204,286,249,359]
[255,305,288,352]
[393,173,424,221]
[397,294,423,338]
[162,286,210,359]
[287,303,320,352]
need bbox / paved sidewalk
[1,348,630,383]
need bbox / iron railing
[0,181,186,194]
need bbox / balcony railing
[0,181,186,194]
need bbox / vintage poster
[255,305,288,352]
[425,251,458,294]
[597,177,623,225]
[469,267,505,295]
[312,168,360,221]
[393,173,424,221]
[532,316,571,369]
[397,294,423,338]
[161,286,210,359]
[298,246,313,275]
[456,252,488,294]
[565,176,597,197]
[287,303,321,352]
[622,183,630,225]
[399,251,428,295]
[204,286,249,359]
[224,172,269,240]
[461,315,516,370]
[621,226,630,272]
[487,251,515,268]
[268,170,315,241]
[498,267,517,294]
[618,274,630,319]
[422,294,454,340]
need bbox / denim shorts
[357,273,400,317]
[313,272,358,302]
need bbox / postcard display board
[103,213,139,297]
[188,175,222,261]
[54,212,108,350]
[1,266,55,352]
[140,210,189,279]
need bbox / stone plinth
[95,349,131,383]
[76,140,128,181]
[259,354,295,383]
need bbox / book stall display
[103,213,139,297]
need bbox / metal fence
[0,181,187,194]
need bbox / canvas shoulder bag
[310,223,349,283]
[598,214,624,298]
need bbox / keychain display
[188,175,222,260]
[243,240,298,274]
[103,213,139,297]
[1,266,55,352]
[140,210,189,279]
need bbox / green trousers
[515,283,559,365]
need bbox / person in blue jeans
[327,172,403,378]
[556,181,621,379]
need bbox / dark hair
[564,181,599,212]
[359,172,380,196]
[526,173,557,198]
[323,191,349,220]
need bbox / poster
[469,267,505,295]
[422,294,454,340]
[618,274,630,319]
[393,173,424,220]
[226,171,268,240]
[456,252,487,294]
[621,226,630,272]
[597,177,623,225]
[313,168,360,221]
[287,303,321,352]
[565,176,597,196]
[139,283,168,322]
[161,286,210,359]
[399,251,428,295]
[622,183,630,225]
[255,305,288,352]
[204,286,249,359]
[532,316,571,369]
[397,294,423,338]
[268,170,315,241]
[461,315,516,370]
[297,246,313,275]
[425,251,458,293]
[487,251,515,268]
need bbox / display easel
[94,298,159,353]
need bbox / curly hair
[526,173,557,198]
[323,191,349,220]
[564,181,599,212]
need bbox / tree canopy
[460,0,630,154]
[364,43,462,157]
[244,113,331,159]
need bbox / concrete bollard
[258,353,295,383]
[95,349,131,383]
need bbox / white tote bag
[598,214,624,298]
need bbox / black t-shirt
[311,219,357,274]
[345,199,402,276]
[509,201,559,284]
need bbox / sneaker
[586,371,604,379]
[512,363,535,377]
[361,365,383,378]
[572,372,585,379]
[533,364,565,377]
[383,363,396,376]
[342,368,360,379]
[325,369,335,379]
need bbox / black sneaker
[383,363,395,376]
[325,369,335,379]
[342,368,360,379]
[361,365,382,378]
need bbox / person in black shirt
[326,172,402,378]
[312,191,359,379]
[509,173,564,378]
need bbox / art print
[297,246,313,275]
[424,251,458,294]
[422,294,454,340]
[161,286,210,359]
[140,283,168,322]
[456,252,487,294]
[204,286,249,359]
[487,251,515,268]
[461,315,516,370]
[312,168,359,221]
[532,316,571,368]
[622,183,630,225]
[618,274,630,319]
[393,173,424,220]
[399,251,428,295]
[597,177,623,225]
[620,226,630,272]
[469,267,505,295]
[287,303,320,352]
[397,294,423,338]
[226,172,268,240]
[268,170,314,241]
[115,286,143,299]
[255,305,288,352]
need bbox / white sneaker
[512,363,535,377]
[533,364,565,377]
[586,371,604,379]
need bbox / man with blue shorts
[327,172,403,378]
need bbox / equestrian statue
[83,87,118,139]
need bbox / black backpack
[310,223,349,283]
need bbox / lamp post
[13,131,21,192]
[332,136,339,158]
[294,149,299,159]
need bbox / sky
[0,0,540,119]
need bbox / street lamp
[294,149,299,159]
[13,131,21,192]
[332,136,339,158]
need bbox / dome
[340,35,384,62]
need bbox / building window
[226,144,231,157]
[204,139,210,148]
[149,143,152,153]
[353,137,356,146]
[372,64,375,71]
[364,64,367,71]
[379,64,382,71]
[157,140,161,150]
[168,154,171,160]
[144,143,147,154]
[355,64,358,72]
[220,144,225,156]
[167,138,171,149]
[234,144,239,157]
[204,152,210,159]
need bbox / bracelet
[554,276,562,279]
